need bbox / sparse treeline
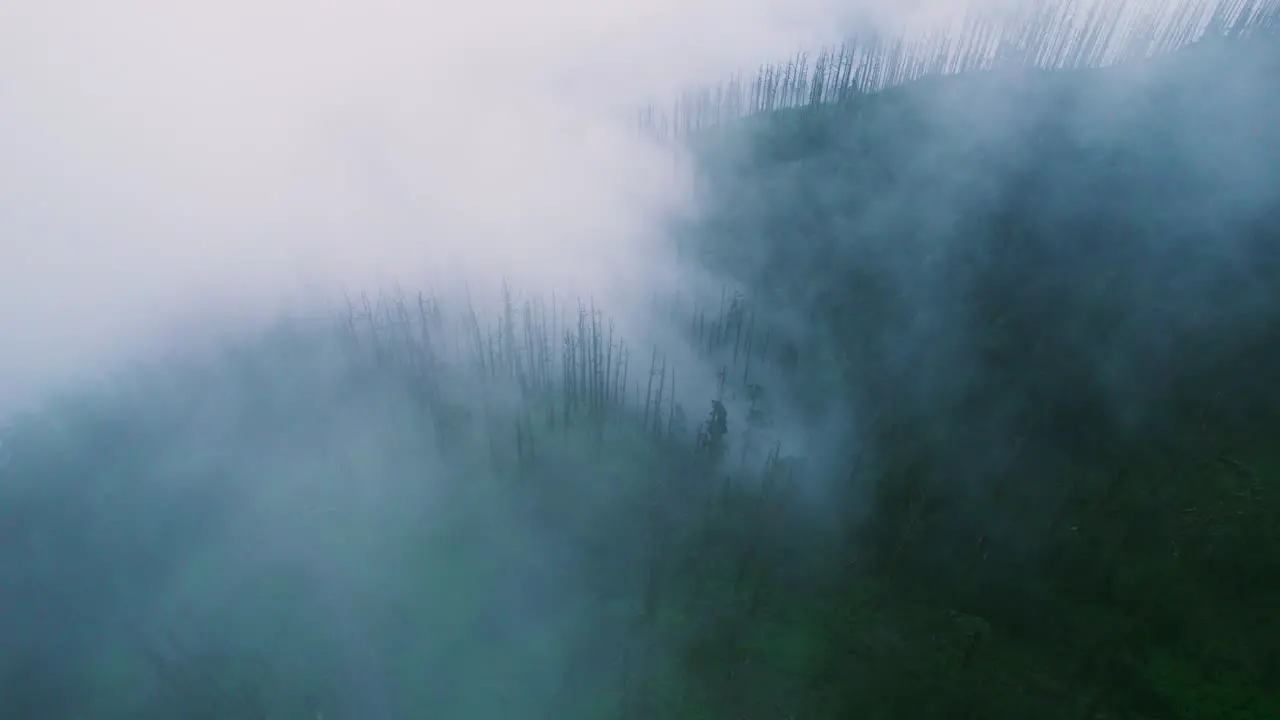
[251,286,819,718]
[329,284,785,468]
[639,0,1280,140]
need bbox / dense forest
[2,1,1278,718]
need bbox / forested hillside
[1,4,1277,719]
[675,27,1280,718]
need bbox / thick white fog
[0,0,869,411]
[0,0,1238,411]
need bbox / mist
[0,0,873,411]
[0,1,870,716]
[3,0,1278,717]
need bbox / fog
[0,0,876,411]
[0,0,1204,409]
[3,0,1276,717]
[6,0,1179,411]
[0,1,873,716]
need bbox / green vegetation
[3,2,1280,718]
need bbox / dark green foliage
[668,27,1280,720]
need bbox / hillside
[1,23,1278,720]
[693,32,1280,470]
[679,31,1280,716]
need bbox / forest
[1,1,1278,718]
